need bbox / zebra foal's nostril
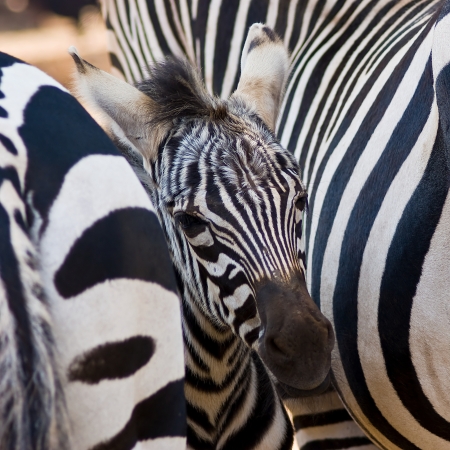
[267,336,287,358]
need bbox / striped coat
[0,52,185,450]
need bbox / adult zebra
[100,1,450,449]
[0,52,185,449]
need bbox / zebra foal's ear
[233,24,289,131]
[68,47,167,162]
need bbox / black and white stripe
[101,1,450,449]
[0,52,185,449]
[286,390,373,450]
[283,2,450,449]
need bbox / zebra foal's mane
[136,57,228,125]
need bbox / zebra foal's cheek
[186,227,214,247]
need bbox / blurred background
[0,0,110,88]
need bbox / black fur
[136,57,227,127]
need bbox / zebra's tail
[0,207,70,450]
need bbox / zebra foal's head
[70,24,334,395]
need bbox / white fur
[235,23,290,131]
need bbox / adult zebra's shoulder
[0,52,185,450]
[100,1,450,449]
[70,23,335,449]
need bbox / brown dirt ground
[0,5,110,88]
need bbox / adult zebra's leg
[285,390,377,450]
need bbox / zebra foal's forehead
[160,116,302,206]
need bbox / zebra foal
[70,24,334,450]
[95,0,450,448]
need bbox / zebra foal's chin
[70,23,334,449]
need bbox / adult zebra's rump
[0,52,185,449]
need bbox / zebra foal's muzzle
[256,274,334,397]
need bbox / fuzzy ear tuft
[232,24,290,131]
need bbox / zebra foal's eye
[174,212,207,230]
[295,195,308,212]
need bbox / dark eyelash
[175,212,206,230]
[295,195,309,212]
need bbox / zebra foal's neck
[71,23,335,450]
[181,287,292,449]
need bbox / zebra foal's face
[70,24,334,394]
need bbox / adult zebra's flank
[0,52,185,450]
[101,1,450,449]
[280,2,450,449]
[70,24,335,450]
